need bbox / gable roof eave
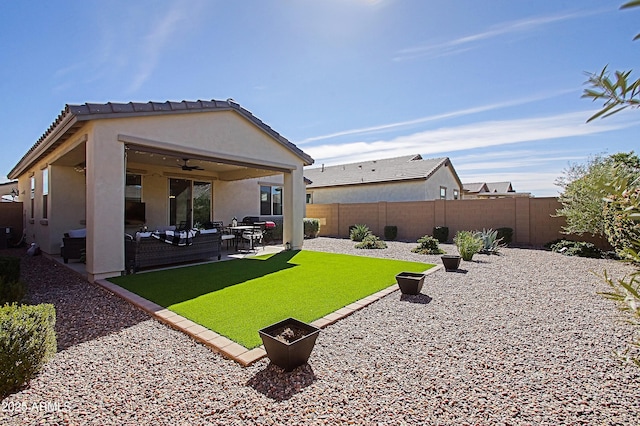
[8,99,313,179]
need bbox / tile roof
[486,182,514,193]
[304,154,453,188]
[9,99,312,178]
[462,182,489,193]
[463,181,515,194]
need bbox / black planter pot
[395,271,426,295]
[441,255,461,271]
[259,317,320,371]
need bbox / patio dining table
[227,225,263,251]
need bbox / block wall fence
[0,202,24,242]
[305,197,609,248]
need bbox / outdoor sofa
[125,229,221,273]
[61,228,86,263]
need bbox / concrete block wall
[305,197,610,248]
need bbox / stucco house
[462,181,529,199]
[0,181,18,202]
[8,99,313,282]
[304,154,463,204]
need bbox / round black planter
[395,271,426,295]
[441,255,461,271]
[258,317,320,371]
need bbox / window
[453,189,459,200]
[306,192,313,204]
[30,176,35,219]
[440,186,447,199]
[42,169,48,219]
[125,173,142,202]
[260,185,282,215]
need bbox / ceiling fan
[178,158,204,171]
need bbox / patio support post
[85,132,126,282]
[282,166,304,250]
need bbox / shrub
[0,256,20,283]
[411,235,445,254]
[549,239,603,258]
[476,228,503,255]
[603,187,640,261]
[454,230,482,261]
[350,224,371,242]
[354,234,387,249]
[1,303,57,398]
[303,218,320,239]
[0,276,27,305]
[496,227,513,246]
[264,218,283,243]
[384,225,398,241]
[433,226,449,243]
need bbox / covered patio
[8,99,313,282]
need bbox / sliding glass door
[169,179,212,229]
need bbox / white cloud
[306,110,637,166]
[298,89,576,145]
[128,1,199,92]
[394,8,609,61]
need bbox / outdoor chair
[241,225,264,252]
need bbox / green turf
[109,250,433,348]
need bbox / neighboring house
[0,181,18,202]
[304,154,463,204]
[8,99,313,282]
[463,181,530,198]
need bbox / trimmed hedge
[433,226,449,243]
[303,218,320,238]
[0,257,24,305]
[1,303,57,398]
[384,225,398,241]
[0,276,26,305]
[0,256,20,283]
[496,227,513,246]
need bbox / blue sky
[1,0,638,196]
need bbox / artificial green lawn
[109,250,433,348]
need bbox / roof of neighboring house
[304,154,462,189]
[9,99,313,179]
[463,181,515,194]
[486,182,514,193]
[462,182,489,193]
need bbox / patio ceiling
[125,146,281,181]
[50,140,283,181]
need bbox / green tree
[555,152,640,237]
[582,0,640,369]
[583,1,640,121]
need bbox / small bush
[303,218,320,239]
[412,235,445,254]
[0,276,27,305]
[355,234,387,249]
[384,225,398,241]
[1,303,57,398]
[496,227,513,246]
[264,218,283,243]
[549,239,603,258]
[476,228,503,255]
[454,230,482,261]
[350,224,372,242]
[604,187,640,261]
[0,256,20,283]
[433,226,449,243]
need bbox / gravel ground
[1,239,639,425]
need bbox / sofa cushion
[199,228,218,234]
[68,228,86,238]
